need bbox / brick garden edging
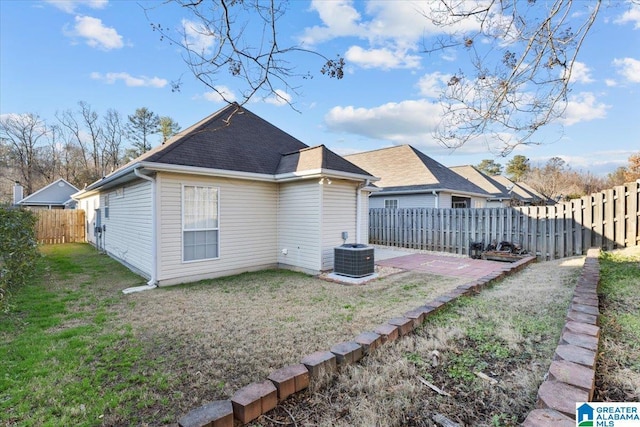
[523,248,601,426]
[177,255,537,427]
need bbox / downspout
[123,167,158,294]
[356,180,370,244]
[432,190,439,208]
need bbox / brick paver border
[177,254,537,427]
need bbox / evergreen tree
[506,155,531,182]
[159,116,181,143]
[126,107,160,156]
[476,159,503,176]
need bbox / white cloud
[559,92,609,126]
[345,46,421,69]
[181,19,215,54]
[613,57,640,83]
[299,1,484,72]
[605,79,618,87]
[299,0,365,45]
[264,89,292,106]
[324,99,443,146]
[563,61,594,84]
[65,15,123,50]
[46,0,107,14]
[417,72,451,98]
[91,72,167,88]
[615,2,640,29]
[201,86,237,103]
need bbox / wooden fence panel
[36,210,86,245]
[614,185,625,248]
[369,181,640,259]
[628,182,639,246]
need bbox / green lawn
[595,246,640,401]
[0,243,466,426]
[0,244,171,426]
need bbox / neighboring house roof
[491,175,551,204]
[17,178,79,207]
[80,103,375,194]
[450,165,511,199]
[515,181,552,202]
[345,145,489,197]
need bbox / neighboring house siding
[370,193,437,209]
[102,180,153,278]
[471,196,486,208]
[277,180,321,272]
[438,192,452,209]
[321,180,357,270]
[486,200,508,208]
[157,173,278,285]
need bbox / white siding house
[73,104,378,287]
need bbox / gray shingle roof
[110,103,372,179]
[450,165,512,198]
[491,175,543,203]
[345,145,489,195]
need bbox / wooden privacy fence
[36,210,86,244]
[369,181,640,260]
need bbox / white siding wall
[486,200,502,208]
[472,196,488,208]
[321,180,358,270]
[438,192,452,208]
[277,180,322,272]
[157,173,278,285]
[102,180,153,277]
[370,193,437,208]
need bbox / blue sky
[1,0,639,176]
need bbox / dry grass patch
[119,269,467,399]
[256,256,584,427]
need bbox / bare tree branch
[422,0,601,155]
[146,0,344,111]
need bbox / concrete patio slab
[375,252,508,280]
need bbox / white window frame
[182,185,220,263]
[384,199,399,209]
[104,193,109,219]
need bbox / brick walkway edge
[523,248,601,427]
[177,255,537,427]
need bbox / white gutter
[275,168,380,183]
[432,190,439,208]
[122,167,158,293]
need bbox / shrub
[0,208,39,312]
